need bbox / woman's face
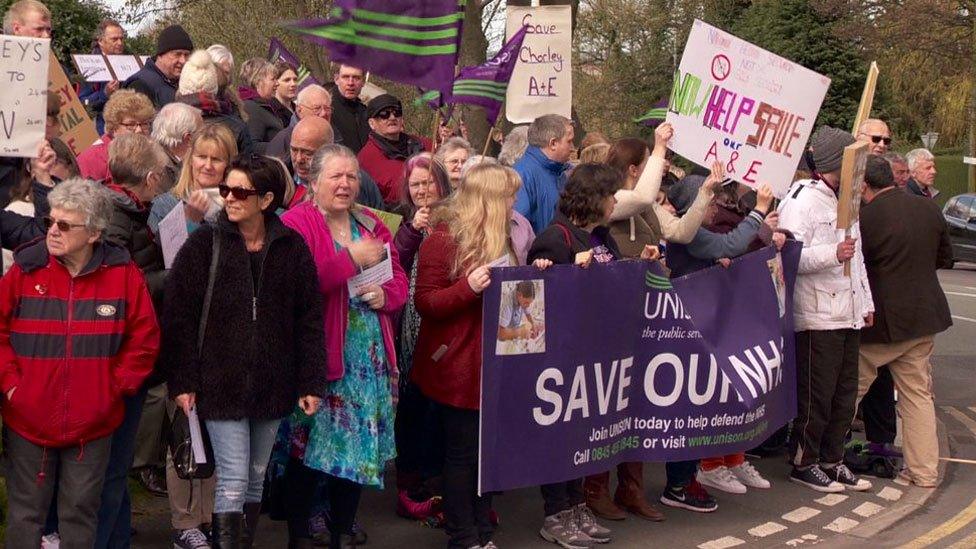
[46,207,98,259]
[256,70,278,100]
[191,140,228,189]
[313,156,361,213]
[443,148,469,187]
[628,150,650,189]
[223,169,271,224]
[600,194,617,224]
[277,69,298,102]
[407,166,440,207]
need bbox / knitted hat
[808,126,855,174]
[177,50,219,96]
[156,25,194,56]
[367,94,402,118]
[667,174,705,216]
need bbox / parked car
[943,193,976,265]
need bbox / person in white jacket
[777,126,874,494]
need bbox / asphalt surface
[130,266,976,548]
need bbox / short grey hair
[435,137,474,162]
[152,103,203,149]
[906,148,935,172]
[206,44,234,73]
[310,144,359,186]
[296,84,331,106]
[47,178,115,234]
[3,0,49,34]
[498,126,529,166]
[882,152,907,166]
[461,155,497,177]
[527,114,571,148]
[239,58,275,89]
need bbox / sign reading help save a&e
[0,35,50,157]
[666,20,831,197]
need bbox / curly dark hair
[558,163,624,226]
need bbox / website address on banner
[687,420,770,447]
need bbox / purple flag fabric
[268,38,322,93]
[447,25,527,125]
[478,244,800,493]
[289,0,464,95]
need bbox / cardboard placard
[505,6,573,123]
[837,140,870,230]
[49,55,99,156]
[71,53,146,83]
[851,62,880,135]
[0,35,50,157]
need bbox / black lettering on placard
[0,111,16,139]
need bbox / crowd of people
[0,1,956,549]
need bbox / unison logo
[645,271,672,290]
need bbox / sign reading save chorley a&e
[666,20,831,197]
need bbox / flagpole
[432,111,441,152]
[482,125,496,158]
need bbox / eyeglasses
[43,217,86,232]
[867,135,892,146]
[300,103,333,116]
[119,120,152,132]
[375,108,402,120]
[218,184,263,200]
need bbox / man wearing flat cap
[125,24,194,109]
[777,126,875,494]
[356,93,432,204]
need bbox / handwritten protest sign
[0,35,50,157]
[666,20,831,196]
[106,55,144,81]
[505,6,572,124]
[72,54,146,82]
[49,55,99,156]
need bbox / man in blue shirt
[514,114,574,233]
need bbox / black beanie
[156,25,194,56]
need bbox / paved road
[131,267,976,548]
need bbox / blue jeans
[205,418,282,514]
[94,387,149,549]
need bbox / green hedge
[934,155,971,207]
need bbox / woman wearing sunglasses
[163,154,326,548]
[280,144,407,548]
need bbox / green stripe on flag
[348,20,458,40]
[453,79,506,88]
[352,7,463,28]
[453,83,507,94]
[298,24,458,56]
[634,108,667,123]
[413,90,441,106]
[451,88,505,101]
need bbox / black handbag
[169,231,220,480]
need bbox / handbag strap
[198,230,220,356]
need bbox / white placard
[106,55,142,81]
[187,406,208,465]
[159,202,189,269]
[0,35,50,157]
[665,20,831,197]
[505,6,572,124]
[346,243,393,295]
[72,54,111,82]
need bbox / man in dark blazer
[856,155,953,489]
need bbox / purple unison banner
[479,243,801,493]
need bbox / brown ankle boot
[584,471,628,520]
[613,462,665,521]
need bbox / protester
[514,114,575,233]
[206,44,245,118]
[125,24,193,108]
[884,152,911,189]
[280,144,407,547]
[78,89,157,183]
[412,163,522,549]
[80,19,127,134]
[358,94,432,203]
[434,137,474,190]
[330,64,370,152]
[3,0,49,37]
[856,156,953,488]
[239,58,286,153]
[275,61,300,126]
[267,84,336,160]
[0,178,159,549]
[176,50,255,156]
[856,118,892,155]
[391,153,452,523]
[778,126,874,493]
[529,163,662,546]
[579,143,610,164]
[152,102,204,188]
[164,154,326,547]
[580,132,610,150]
[906,148,939,198]
[498,126,529,167]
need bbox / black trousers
[790,329,860,468]
[860,366,897,444]
[285,460,362,539]
[540,479,584,517]
[395,381,444,493]
[440,404,494,549]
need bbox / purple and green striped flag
[635,98,668,127]
[268,38,321,92]
[290,0,465,96]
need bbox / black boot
[211,512,243,549]
[241,502,262,549]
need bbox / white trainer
[696,465,747,494]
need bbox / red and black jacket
[0,239,160,448]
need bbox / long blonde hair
[437,163,521,278]
[171,123,238,200]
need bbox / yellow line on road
[899,497,976,548]
[948,531,976,549]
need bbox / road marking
[940,457,976,465]
[942,406,976,435]
[946,291,976,298]
[697,536,745,549]
[898,497,976,548]
[947,531,976,549]
[815,493,848,506]
[968,406,976,416]
[786,534,822,547]
[945,284,976,292]
[852,501,885,518]
[877,486,903,501]
[782,506,821,523]
[748,521,787,537]
[824,516,860,533]
[952,314,976,323]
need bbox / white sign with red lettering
[505,6,572,124]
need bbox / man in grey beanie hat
[777,126,875,493]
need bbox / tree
[0,0,112,63]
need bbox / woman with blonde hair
[412,163,522,549]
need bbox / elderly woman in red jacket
[0,178,159,549]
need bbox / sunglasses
[867,135,892,146]
[375,108,402,120]
[218,184,263,200]
[43,217,86,232]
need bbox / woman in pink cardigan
[280,144,408,548]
